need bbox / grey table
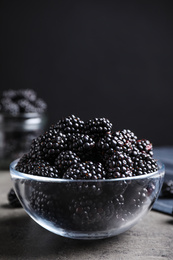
[0,171,173,260]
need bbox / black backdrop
[1,1,173,146]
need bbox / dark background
[0,0,173,146]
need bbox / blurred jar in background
[0,89,47,169]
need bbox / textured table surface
[0,171,173,260]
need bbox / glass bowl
[0,113,47,169]
[10,159,165,240]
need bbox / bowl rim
[10,159,165,183]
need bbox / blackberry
[30,131,69,160]
[63,161,106,180]
[35,98,47,113]
[54,150,81,173]
[68,133,95,158]
[105,152,133,178]
[35,165,61,178]
[15,153,61,178]
[84,117,112,141]
[0,98,19,115]
[17,99,37,113]
[18,89,37,102]
[97,131,133,161]
[2,89,16,99]
[133,153,158,176]
[29,182,64,222]
[8,188,22,208]
[68,195,115,230]
[15,153,50,173]
[50,114,84,134]
[124,186,149,213]
[136,139,153,157]
[161,180,173,198]
[117,129,137,144]
[0,89,47,114]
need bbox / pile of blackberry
[0,89,47,115]
[12,115,159,230]
[15,114,158,179]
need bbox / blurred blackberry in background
[0,89,47,114]
[161,180,173,198]
[17,99,36,113]
[18,89,37,102]
[54,150,81,173]
[8,188,22,208]
[0,98,20,115]
[84,117,112,141]
[63,161,106,180]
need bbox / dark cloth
[152,147,173,216]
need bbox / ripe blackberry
[136,139,153,157]
[63,161,106,180]
[97,132,133,161]
[35,98,47,113]
[2,89,16,99]
[68,133,95,158]
[124,186,149,213]
[33,165,61,178]
[50,114,84,134]
[84,117,112,141]
[133,153,158,176]
[30,131,69,160]
[15,153,61,178]
[105,152,133,178]
[0,98,19,115]
[118,129,137,143]
[161,180,173,198]
[15,153,50,171]
[8,188,22,208]
[29,183,64,222]
[18,89,37,102]
[54,150,81,173]
[68,195,115,230]
[17,99,37,113]
[0,89,47,114]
